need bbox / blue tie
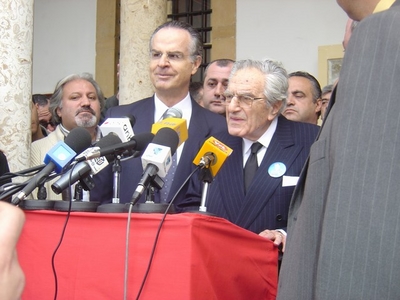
[160,152,177,203]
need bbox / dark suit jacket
[91,96,227,204]
[179,116,319,234]
[278,2,400,299]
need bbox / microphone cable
[124,165,201,300]
[50,163,78,300]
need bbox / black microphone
[131,127,179,205]
[74,132,155,162]
[11,127,92,205]
[51,133,122,195]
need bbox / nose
[286,95,295,106]
[81,96,91,106]
[158,53,170,67]
[215,83,225,98]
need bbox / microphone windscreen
[152,127,179,155]
[161,107,182,120]
[65,127,92,154]
[96,133,122,162]
[125,115,136,127]
[131,132,156,152]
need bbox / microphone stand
[97,155,126,213]
[129,175,175,213]
[196,168,214,215]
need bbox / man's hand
[259,229,286,252]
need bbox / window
[168,0,212,82]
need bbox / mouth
[284,109,297,114]
[76,110,95,117]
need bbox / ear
[56,107,62,118]
[267,101,283,121]
[191,55,202,75]
[315,98,322,113]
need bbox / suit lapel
[215,136,246,220]
[234,117,300,228]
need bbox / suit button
[276,214,283,221]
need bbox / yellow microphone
[193,136,233,178]
[151,108,188,147]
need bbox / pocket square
[282,175,299,187]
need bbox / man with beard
[30,73,104,201]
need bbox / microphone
[11,127,92,205]
[193,136,233,178]
[151,108,188,147]
[51,133,122,195]
[74,132,154,162]
[131,127,179,204]
[100,115,135,142]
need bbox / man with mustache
[30,73,104,201]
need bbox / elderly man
[202,59,234,116]
[94,20,227,204]
[283,71,322,125]
[277,0,400,299]
[179,59,319,252]
[30,73,104,201]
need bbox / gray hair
[322,84,334,96]
[49,73,105,125]
[149,20,203,63]
[229,59,288,114]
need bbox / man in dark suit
[278,0,400,299]
[179,59,319,247]
[92,20,227,204]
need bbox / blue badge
[268,162,286,178]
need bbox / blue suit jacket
[91,96,227,204]
[179,116,319,234]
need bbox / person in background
[32,94,56,133]
[94,20,227,205]
[277,0,400,298]
[189,81,204,106]
[0,201,25,300]
[31,101,47,142]
[320,84,333,121]
[283,71,322,125]
[30,73,104,201]
[201,59,234,116]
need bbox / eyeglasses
[150,50,187,62]
[223,93,266,108]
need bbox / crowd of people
[1,0,399,298]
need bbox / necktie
[160,152,177,203]
[244,142,263,193]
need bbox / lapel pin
[268,162,286,178]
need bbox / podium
[17,211,278,299]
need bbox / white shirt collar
[242,117,278,154]
[154,93,192,128]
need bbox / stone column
[0,0,34,175]
[119,0,167,104]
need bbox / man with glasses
[179,59,319,252]
[94,20,227,204]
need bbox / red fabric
[17,211,278,299]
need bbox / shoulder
[278,116,319,142]
[192,101,227,128]
[106,96,153,118]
